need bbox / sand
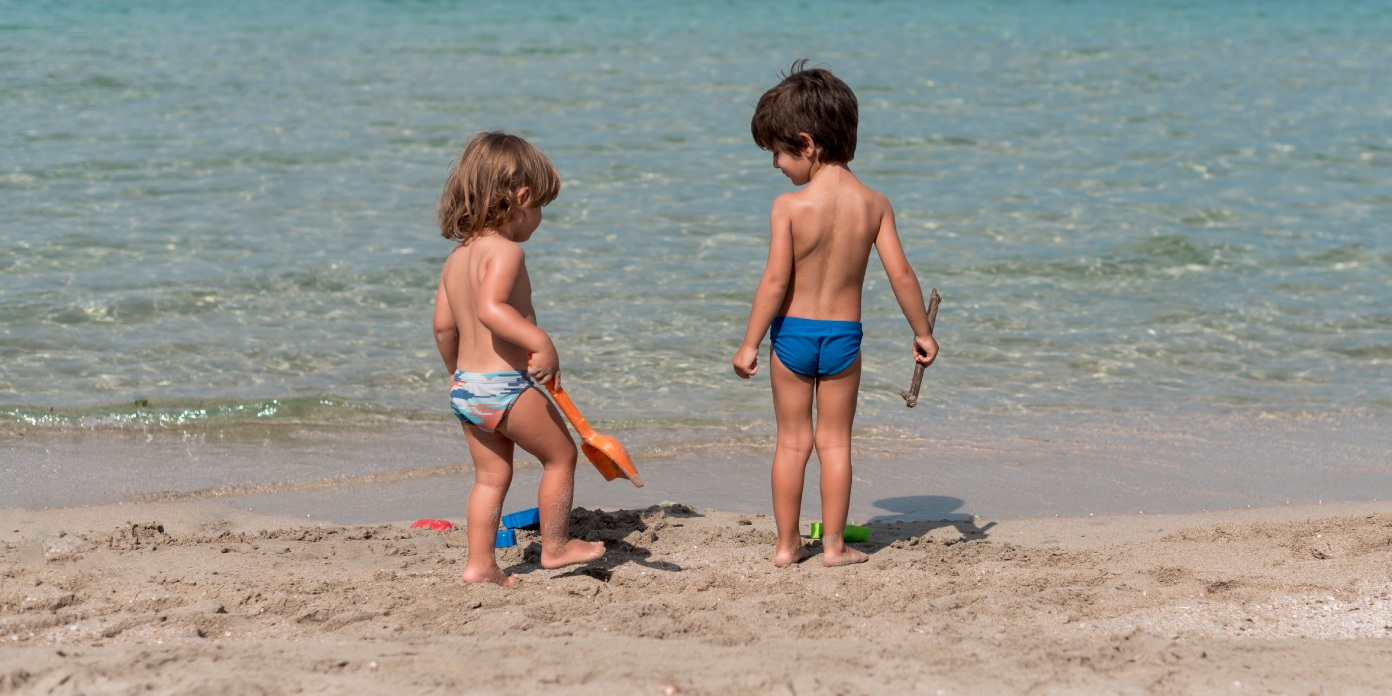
[3,499,1392,695]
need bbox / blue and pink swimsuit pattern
[450,369,535,432]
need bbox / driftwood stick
[899,288,941,408]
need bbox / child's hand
[914,334,939,366]
[527,347,560,386]
[732,345,760,379]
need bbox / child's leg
[813,356,868,567]
[769,351,816,566]
[460,424,518,586]
[498,387,605,569]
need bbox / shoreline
[6,409,1391,520]
[4,499,1392,694]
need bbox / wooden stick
[899,288,941,408]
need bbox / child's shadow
[859,495,997,547]
[505,506,686,581]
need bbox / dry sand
[3,500,1392,695]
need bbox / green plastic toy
[809,522,870,542]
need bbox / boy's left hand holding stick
[900,288,941,408]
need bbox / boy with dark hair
[734,62,938,567]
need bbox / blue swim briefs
[769,316,864,378]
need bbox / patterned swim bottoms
[450,370,534,432]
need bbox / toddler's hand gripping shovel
[541,377,643,488]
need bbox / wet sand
[8,410,1391,522]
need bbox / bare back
[435,235,536,373]
[775,166,890,321]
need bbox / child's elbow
[476,303,512,333]
[888,266,919,286]
[432,317,457,336]
[761,272,791,294]
[433,327,458,348]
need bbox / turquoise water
[3,1,1391,503]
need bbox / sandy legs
[769,352,869,568]
[459,424,517,587]
[460,387,604,586]
[809,364,869,567]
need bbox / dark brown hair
[437,131,561,243]
[751,59,858,164]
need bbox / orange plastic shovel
[541,377,643,488]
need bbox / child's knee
[775,435,815,458]
[813,432,852,452]
[543,440,578,469]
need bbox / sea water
[3,1,1390,512]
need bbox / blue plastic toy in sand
[495,528,517,548]
[502,508,540,530]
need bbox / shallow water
[3,1,1390,509]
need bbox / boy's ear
[515,186,532,208]
[797,132,818,159]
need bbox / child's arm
[733,198,795,378]
[875,203,939,366]
[478,243,560,382]
[433,279,460,372]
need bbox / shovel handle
[544,380,597,440]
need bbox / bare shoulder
[825,169,889,214]
[858,180,893,212]
[471,234,526,266]
[771,189,811,214]
[440,237,525,289]
[439,243,468,277]
[850,183,891,232]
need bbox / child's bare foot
[462,566,517,587]
[540,539,605,569]
[774,544,813,567]
[821,545,869,567]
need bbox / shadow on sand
[860,495,997,546]
[505,506,687,580]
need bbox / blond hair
[438,132,561,243]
